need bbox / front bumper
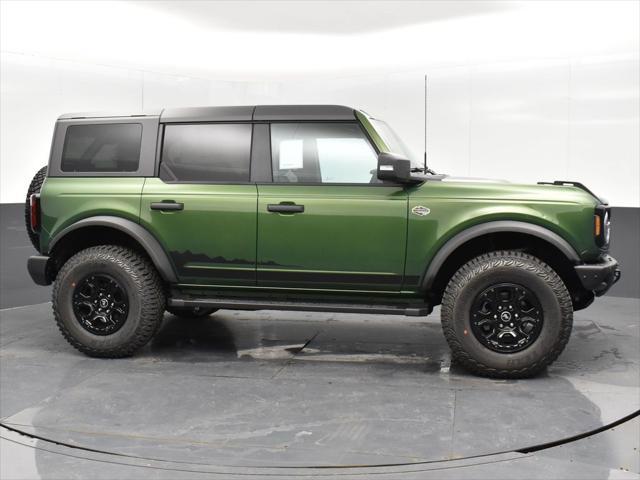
[574,255,621,297]
[27,255,53,286]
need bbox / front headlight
[603,210,611,245]
[594,206,611,248]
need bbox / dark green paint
[139,178,257,286]
[39,113,603,298]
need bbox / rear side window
[61,123,142,172]
[160,124,252,182]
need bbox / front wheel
[52,246,166,357]
[441,251,573,378]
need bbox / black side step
[168,297,432,317]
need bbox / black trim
[150,201,183,211]
[2,409,638,469]
[517,409,640,454]
[421,221,582,291]
[169,250,256,282]
[537,180,602,203]
[267,204,304,213]
[153,122,164,176]
[258,270,403,286]
[27,255,52,286]
[175,267,255,281]
[168,296,431,316]
[574,254,621,296]
[356,119,381,156]
[257,182,405,188]
[250,123,273,183]
[47,216,178,283]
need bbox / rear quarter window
[61,123,142,172]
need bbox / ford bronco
[25,105,620,377]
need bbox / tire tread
[441,250,573,378]
[52,245,165,358]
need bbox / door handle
[267,203,304,214]
[150,201,184,211]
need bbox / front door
[140,122,257,286]
[257,122,408,291]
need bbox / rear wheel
[53,245,165,357]
[166,306,217,318]
[24,166,47,250]
[441,251,573,378]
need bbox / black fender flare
[420,220,581,290]
[48,216,178,283]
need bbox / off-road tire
[441,251,573,378]
[24,166,47,250]
[53,245,165,357]
[166,306,217,318]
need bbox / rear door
[256,122,409,291]
[140,122,257,286]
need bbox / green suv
[26,105,620,378]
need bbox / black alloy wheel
[440,251,573,378]
[470,283,543,353]
[72,274,129,336]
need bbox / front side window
[270,123,379,184]
[61,123,142,172]
[160,123,251,182]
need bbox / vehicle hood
[413,175,602,206]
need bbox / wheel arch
[422,221,592,310]
[47,216,177,283]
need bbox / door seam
[254,183,259,286]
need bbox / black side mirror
[377,152,421,184]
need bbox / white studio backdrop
[2,52,638,207]
[1,0,638,207]
[253,56,640,208]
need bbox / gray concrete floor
[1,203,639,478]
[1,297,638,478]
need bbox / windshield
[369,119,421,168]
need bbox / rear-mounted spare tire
[25,166,47,251]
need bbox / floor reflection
[0,297,637,473]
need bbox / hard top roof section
[252,105,355,121]
[57,105,357,123]
[58,110,162,120]
[161,106,254,123]
[160,104,355,123]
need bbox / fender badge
[411,205,430,216]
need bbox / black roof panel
[160,106,254,123]
[253,105,355,121]
[58,105,357,123]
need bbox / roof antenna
[424,74,427,171]
[424,74,436,175]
